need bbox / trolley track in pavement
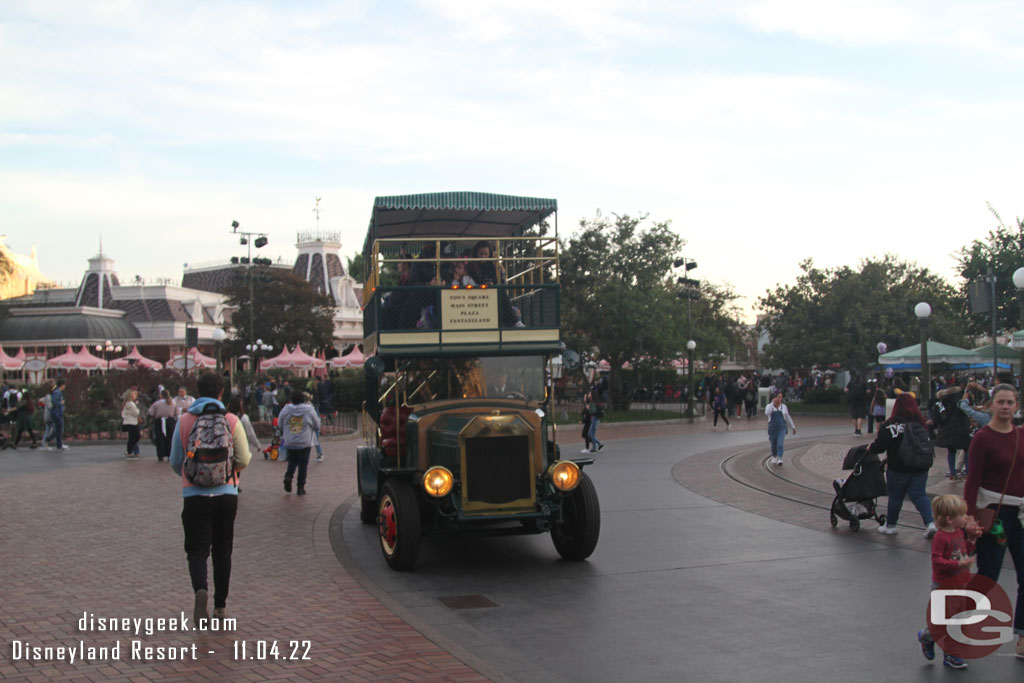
[714,442,928,534]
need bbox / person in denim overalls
[766,391,796,466]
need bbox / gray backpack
[183,404,234,487]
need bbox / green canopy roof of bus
[366,192,557,247]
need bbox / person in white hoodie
[279,391,321,496]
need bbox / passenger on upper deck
[468,240,503,285]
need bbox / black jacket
[868,418,930,473]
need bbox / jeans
[588,418,602,450]
[42,420,55,445]
[284,447,311,489]
[181,494,238,609]
[884,469,933,527]
[768,425,786,458]
[946,449,958,476]
[125,424,140,455]
[53,413,64,449]
[975,505,1024,635]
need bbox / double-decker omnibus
[357,192,600,570]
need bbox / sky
[2,0,1023,322]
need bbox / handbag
[976,428,1019,533]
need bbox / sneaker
[924,522,937,539]
[597,443,604,451]
[877,524,898,535]
[774,457,783,466]
[580,448,591,454]
[60,445,70,450]
[918,629,935,660]
[514,321,526,328]
[726,423,731,431]
[283,479,292,493]
[193,588,209,626]
[297,487,306,496]
[315,455,323,462]
[1015,636,1024,659]
[942,653,967,669]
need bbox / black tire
[551,471,601,560]
[830,513,837,527]
[850,517,860,532]
[877,514,887,526]
[378,479,421,571]
[359,495,377,525]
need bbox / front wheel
[378,479,422,571]
[551,472,600,560]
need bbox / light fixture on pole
[687,340,696,423]
[245,339,273,374]
[212,328,227,375]
[95,339,122,371]
[915,302,931,404]
[1012,268,1024,385]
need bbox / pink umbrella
[166,348,217,370]
[47,346,104,371]
[330,345,365,368]
[286,344,325,369]
[74,347,107,371]
[109,346,163,371]
[0,347,24,371]
[259,346,294,371]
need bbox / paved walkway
[2,416,1019,681]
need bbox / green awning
[366,191,557,249]
[878,341,977,365]
[970,343,1020,359]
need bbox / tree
[223,266,336,357]
[954,208,1024,336]
[757,256,968,372]
[346,251,365,283]
[561,212,742,409]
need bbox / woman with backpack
[868,393,936,537]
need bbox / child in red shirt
[918,494,979,669]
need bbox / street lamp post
[95,339,122,371]
[1013,268,1024,386]
[915,302,931,404]
[687,340,696,423]
[245,339,272,415]
[212,328,227,375]
[230,221,270,359]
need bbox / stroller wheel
[877,514,886,526]
[850,517,860,532]
[830,513,837,527]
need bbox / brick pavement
[0,439,489,682]
[0,414,878,682]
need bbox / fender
[357,445,382,499]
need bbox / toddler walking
[917,494,979,670]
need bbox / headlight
[423,466,454,497]
[548,461,581,492]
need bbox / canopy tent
[878,341,978,365]
[13,348,26,361]
[282,344,325,369]
[166,348,216,370]
[1011,330,1024,350]
[0,347,24,371]
[330,345,365,368]
[260,347,295,371]
[47,346,106,371]
[109,346,163,371]
[971,343,1021,360]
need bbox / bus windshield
[395,355,548,404]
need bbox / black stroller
[829,444,887,531]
